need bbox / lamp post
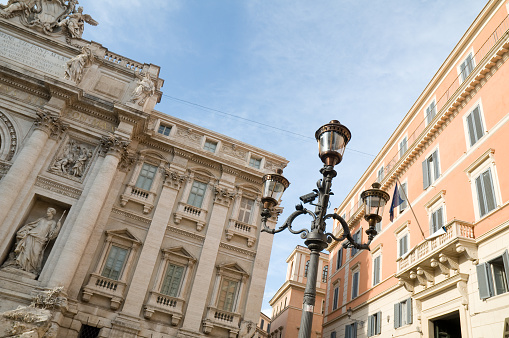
[260,120,390,338]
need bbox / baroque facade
[324,1,509,338]
[0,2,288,337]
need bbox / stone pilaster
[47,135,129,290]
[121,167,185,316]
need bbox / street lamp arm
[261,206,315,238]
[323,213,373,250]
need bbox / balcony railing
[202,306,241,334]
[143,291,184,326]
[120,184,156,214]
[174,202,208,231]
[82,273,127,310]
[225,219,257,247]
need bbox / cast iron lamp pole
[260,120,390,338]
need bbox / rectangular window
[425,101,437,125]
[394,298,412,328]
[332,285,339,310]
[398,234,409,258]
[377,166,384,183]
[351,230,361,257]
[460,53,474,82]
[351,270,359,299]
[430,206,444,234]
[373,256,381,286]
[399,183,408,212]
[466,106,484,146]
[160,264,184,297]
[422,150,440,189]
[101,245,128,280]
[260,319,264,330]
[336,248,343,270]
[203,140,217,153]
[217,279,238,312]
[345,323,357,338]
[475,168,497,218]
[331,332,337,338]
[238,197,255,223]
[367,311,382,337]
[477,250,509,299]
[187,180,207,208]
[399,137,408,159]
[157,124,172,136]
[135,163,158,191]
[322,265,328,283]
[249,157,261,169]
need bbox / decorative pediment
[161,246,196,264]
[217,262,249,279]
[105,229,141,245]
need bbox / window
[430,206,444,234]
[477,250,509,299]
[238,197,255,223]
[157,124,172,136]
[351,270,359,299]
[394,298,412,328]
[203,140,217,153]
[249,157,261,169]
[304,260,310,277]
[377,166,384,183]
[101,245,128,280]
[399,137,408,159]
[336,248,343,270]
[425,100,437,125]
[260,319,264,330]
[475,168,497,218]
[330,331,337,338]
[465,105,484,147]
[422,149,440,189]
[367,312,382,337]
[322,265,328,282]
[398,234,409,258]
[160,264,185,297]
[399,183,408,213]
[351,230,361,257]
[345,323,357,338]
[459,52,475,82]
[332,285,339,310]
[217,279,238,312]
[78,325,100,338]
[373,255,381,286]
[187,180,207,208]
[135,163,158,191]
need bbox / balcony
[202,306,241,337]
[174,202,208,231]
[143,291,184,326]
[82,273,127,310]
[396,219,477,293]
[225,219,257,247]
[120,184,156,214]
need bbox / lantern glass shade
[261,172,290,208]
[361,182,390,221]
[315,120,351,166]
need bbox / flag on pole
[389,183,404,222]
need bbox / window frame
[134,162,158,191]
[477,250,509,300]
[424,99,437,126]
[322,265,328,283]
[187,180,208,208]
[424,190,446,235]
[212,263,249,314]
[398,180,408,214]
[367,311,382,337]
[371,245,382,287]
[332,283,339,310]
[248,154,263,169]
[463,102,486,148]
[237,196,255,224]
[351,266,360,299]
[203,139,218,153]
[394,298,412,329]
[458,50,475,83]
[336,248,343,270]
[399,135,408,159]
[351,229,361,257]
[422,147,441,190]
[394,221,410,259]
[157,123,172,137]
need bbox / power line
[162,93,376,157]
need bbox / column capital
[99,135,130,159]
[163,168,188,190]
[213,185,236,207]
[34,110,67,139]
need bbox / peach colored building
[324,1,509,338]
[269,245,328,338]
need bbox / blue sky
[83,0,487,316]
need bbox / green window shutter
[406,298,413,325]
[394,303,400,328]
[476,262,493,299]
[422,159,429,189]
[376,311,382,334]
[432,150,440,181]
[345,326,350,338]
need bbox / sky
[82,0,487,317]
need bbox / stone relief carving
[2,207,65,276]
[130,72,156,106]
[56,5,97,39]
[64,45,94,84]
[214,186,235,207]
[0,110,18,161]
[239,320,257,338]
[176,127,201,144]
[221,143,247,160]
[50,139,94,179]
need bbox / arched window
[322,265,329,282]
[304,260,310,277]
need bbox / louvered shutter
[482,169,496,213]
[345,325,351,338]
[394,303,400,328]
[432,150,440,181]
[367,315,373,337]
[436,207,443,229]
[422,159,429,189]
[472,107,484,141]
[502,250,509,291]
[475,175,486,217]
[376,311,382,334]
[353,322,358,338]
[476,262,493,299]
[466,110,476,146]
[406,298,413,324]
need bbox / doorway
[432,310,461,338]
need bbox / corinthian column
[0,110,66,259]
[48,135,129,290]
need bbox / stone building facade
[0,2,287,337]
[323,1,509,338]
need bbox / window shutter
[482,169,496,213]
[353,322,358,338]
[422,159,429,189]
[476,262,493,299]
[331,332,336,338]
[400,183,408,210]
[376,311,382,334]
[472,106,484,141]
[367,315,373,337]
[502,250,509,291]
[437,207,443,228]
[475,175,487,217]
[406,298,413,324]
[394,303,400,329]
[432,150,440,181]
[345,326,350,338]
[430,211,437,234]
[466,111,476,146]
[337,249,343,270]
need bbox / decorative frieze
[221,144,247,160]
[176,127,201,144]
[111,207,152,224]
[219,243,256,258]
[35,176,82,199]
[167,225,205,242]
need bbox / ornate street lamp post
[260,120,390,338]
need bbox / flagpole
[395,177,426,240]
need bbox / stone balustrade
[225,219,257,247]
[120,184,156,214]
[104,51,144,73]
[143,291,184,326]
[174,202,208,231]
[202,306,241,335]
[82,273,127,310]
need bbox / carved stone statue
[238,320,257,338]
[0,0,37,17]
[57,5,97,39]
[130,72,156,106]
[51,140,93,178]
[64,45,93,84]
[12,208,63,275]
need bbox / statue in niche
[51,139,93,178]
[64,45,94,84]
[13,208,65,275]
[130,72,156,106]
[57,5,97,39]
[239,320,257,338]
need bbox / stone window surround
[154,119,176,138]
[422,145,441,190]
[462,99,487,149]
[424,190,447,235]
[202,137,221,154]
[247,152,264,169]
[394,221,411,260]
[82,229,141,310]
[225,186,261,247]
[464,148,501,221]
